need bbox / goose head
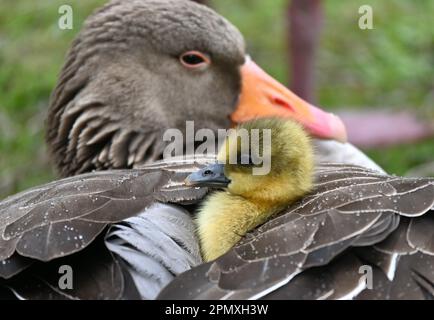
[47,0,346,177]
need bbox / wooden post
[287,0,323,103]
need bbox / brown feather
[158,164,434,300]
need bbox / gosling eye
[203,169,213,176]
[180,51,211,69]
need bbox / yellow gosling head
[186,117,314,205]
[222,118,314,205]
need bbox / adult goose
[0,0,433,300]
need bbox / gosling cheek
[224,174,237,192]
[226,184,237,195]
[227,180,247,196]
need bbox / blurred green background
[0,0,433,198]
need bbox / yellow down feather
[196,118,314,261]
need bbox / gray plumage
[106,203,202,299]
[313,140,385,173]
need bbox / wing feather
[158,163,434,300]
[0,157,212,277]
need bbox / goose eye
[180,51,210,69]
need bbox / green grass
[0,0,433,198]
[0,0,105,197]
[366,139,434,176]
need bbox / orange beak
[232,58,347,142]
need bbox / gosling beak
[185,163,230,188]
[232,57,347,143]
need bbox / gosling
[185,118,314,261]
